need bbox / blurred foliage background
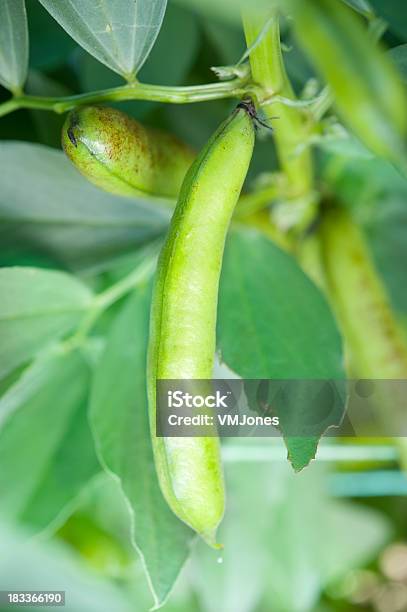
[1,1,407,611]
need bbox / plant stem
[0,78,250,118]
[235,182,281,219]
[241,209,295,252]
[65,244,158,350]
[310,86,334,122]
[242,8,315,205]
[95,249,158,311]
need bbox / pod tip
[201,529,223,550]
[63,110,80,149]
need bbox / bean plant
[1,0,407,610]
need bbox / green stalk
[242,8,314,203]
[235,181,281,219]
[0,77,250,119]
[64,244,158,350]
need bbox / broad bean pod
[320,206,407,378]
[286,0,407,165]
[148,102,256,545]
[62,106,195,199]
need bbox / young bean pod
[62,106,195,199]
[287,0,407,165]
[320,206,407,378]
[148,102,256,545]
[320,206,407,467]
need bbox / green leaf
[315,132,374,160]
[369,0,407,39]
[90,286,193,607]
[26,0,78,70]
[0,349,99,531]
[342,0,374,17]
[0,519,135,612]
[219,229,344,378]
[389,44,407,83]
[73,473,136,553]
[78,3,199,121]
[173,0,269,24]
[37,0,168,80]
[0,142,169,271]
[0,267,92,379]
[0,0,29,93]
[263,466,391,611]
[190,459,391,612]
[204,19,245,66]
[26,71,72,148]
[218,228,345,470]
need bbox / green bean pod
[320,206,407,467]
[62,106,195,199]
[286,0,407,164]
[148,103,255,545]
[320,206,407,378]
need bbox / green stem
[310,86,333,122]
[0,97,20,117]
[94,250,157,311]
[235,181,281,219]
[242,8,314,201]
[0,78,250,119]
[65,245,158,350]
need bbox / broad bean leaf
[90,286,193,607]
[73,473,137,553]
[190,459,390,612]
[173,0,270,24]
[26,71,72,148]
[0,0,29,92]
[0,520,134,612]
[0,349,100,531]
[0,142,169,271]
[369,0,407,40]
[0,267,92,379]
[342,0,373,17]
[262,465,390,611]
[204,19,245,66]
[389,44,407,83]
[26,0,78,70]
[79,3,199,121]
[38,0,168,80]
[218,228,345,471]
